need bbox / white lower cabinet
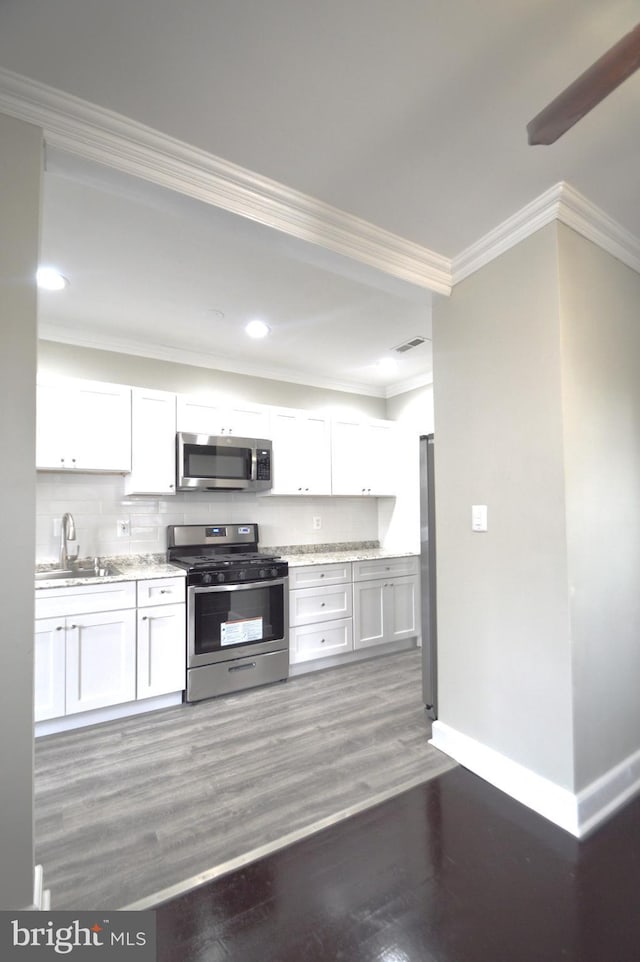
[137,605,185,698]
[352,557,420,650]
[288,556,419,665]
[65,609,137,714]
[34,576,186,726]
[34,617,66,722]
[289,563,353,665]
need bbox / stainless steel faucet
[60,512,80,568]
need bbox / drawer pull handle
[55,626,64,631]
[321,602,325,607]
[159,589,168,594]
[142,616,148,621]
[320,573,325,578]
[229,662,256,673]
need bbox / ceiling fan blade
[527,22,640,145]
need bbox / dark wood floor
[155,765,640,962]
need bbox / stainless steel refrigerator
[420,434,438,719]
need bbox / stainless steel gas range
[167,523,289,702]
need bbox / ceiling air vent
[393,335,428,354]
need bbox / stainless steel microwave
[176,433,272,492]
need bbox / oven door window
[193,583,285,654]
[184,443,252,482]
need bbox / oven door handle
[189,577,289,596]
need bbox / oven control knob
[259,568,266,578]
[270,567,278,577]
[216,572,226,583]
[202,573,213,585]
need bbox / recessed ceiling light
[376,358,398,374]
[245,319,271,339]
[36,267,69,291]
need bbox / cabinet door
[137,603,186,698]
[176,397,269,437]
[65,609,136,714]
[331,417,397,496]
[73,382,131,470]
[176,396,223,434]
[124,388,176,495]
[387,575,419,642]
[352,580,386,649]
[34,617,66,721]
[269,408,331,495]
[36,381,71,470]
[226,401,270,438]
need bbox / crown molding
[384,370,433,399]
[0,66,451,296]
[452,181,640,284]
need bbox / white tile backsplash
[36,473,380,561]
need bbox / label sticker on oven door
[221,616,263,646]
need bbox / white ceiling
[39,151,434,396]
[2,0,639,395]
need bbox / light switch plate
[471,504,488,532]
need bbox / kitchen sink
[35,565,117,581]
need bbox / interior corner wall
[432,223,575,791]
[0,112,41,908]
[558,224,640,794]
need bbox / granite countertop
[35,555,186,589]
[265,542,419,568]
[35,544,419,587]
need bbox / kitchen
[27,148,438,906]
[3,3,640,942]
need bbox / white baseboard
[21,864,51,911]
[35,691,183,737]
[430,721,640,838]
[576,744,640,837]
[430,721,579,834]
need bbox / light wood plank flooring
[34,649,455,909]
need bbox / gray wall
[432,224,575,790]
[0,113,41,908]
[558,225,640,791]
[37,341,387,418]
[385,381,433,434]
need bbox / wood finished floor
[34,649,456,909]
[155,765,640,962]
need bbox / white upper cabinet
[268,407,332,495]
[330,417,397,496]
[176,395,270,438]
[124,387,177,495]
[36,377,132,473]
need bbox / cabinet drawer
[137,577,185,607]
[35,581,136,619]
[352,556,419,582]
[288,562,352,589]
[289,584,352,626]
[290,618,353,664]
